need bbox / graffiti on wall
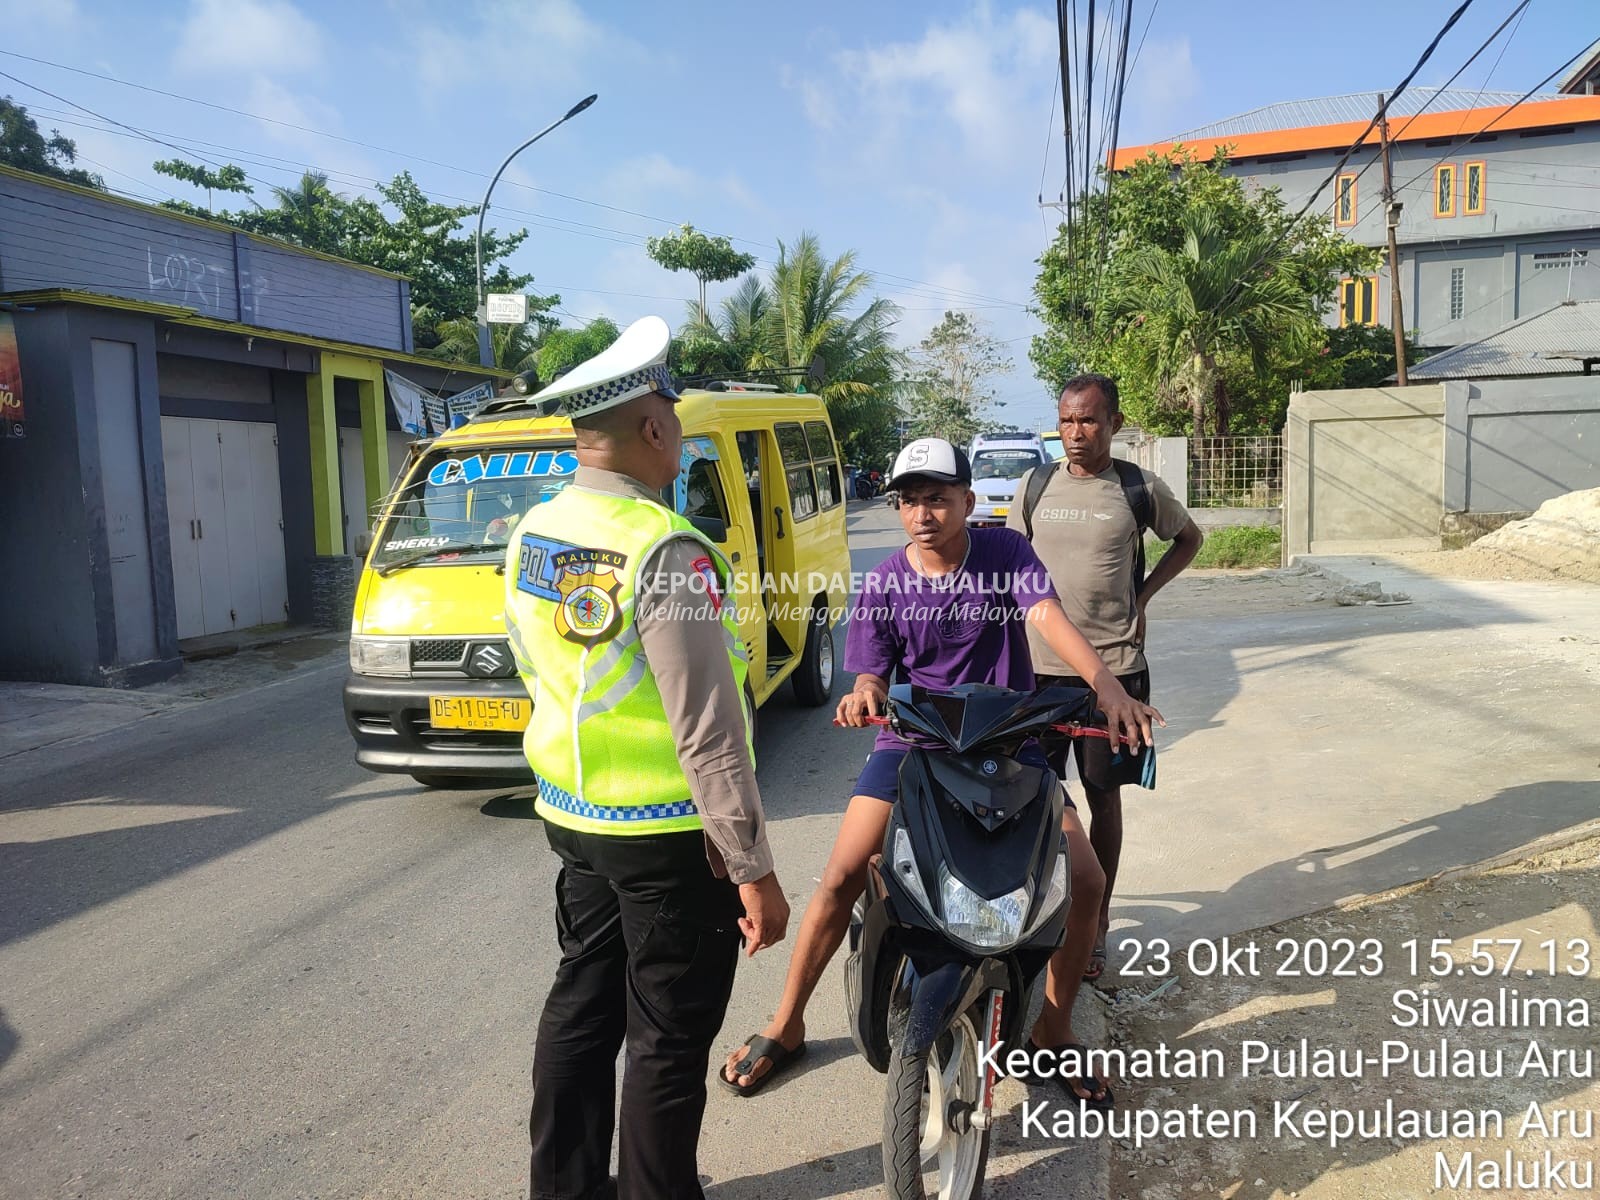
[146,245,226,312]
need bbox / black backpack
[1021,458,1155,595]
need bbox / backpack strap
[1112,458,1155,596]
[1020,459,1060,539]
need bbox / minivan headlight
[350,635,411,677]
[938,866,1029,949]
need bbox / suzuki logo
[468,643,511,677]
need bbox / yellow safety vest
[504,484,751,835]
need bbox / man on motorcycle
[721,437,1159,1105]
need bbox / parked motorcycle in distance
[842,682,1117,1200]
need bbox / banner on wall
[0,312,24,439]
[383,369,430,437]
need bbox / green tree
[422,310,552,372]
[752,233,906,463]
[646,223,756,326]
[908,310,1011,444]
[157,166,554,340]
[0,96,102,188]
[536,317,621,382]
[1031,149,1379,435]
[1105,210,1323,439]
[152,158,252,212]
[670,275,769,378]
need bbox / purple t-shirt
[844,528,1058,749]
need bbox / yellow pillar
[306,364,342,556]
[356,373,388,539]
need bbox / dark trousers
[530,823,743,1200]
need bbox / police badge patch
[551,548,627,644]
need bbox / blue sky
[1,0,1592,431]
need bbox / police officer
[505,316,789,1200]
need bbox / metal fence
[1187,435,1284,508]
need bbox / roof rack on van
[674,354,826,393]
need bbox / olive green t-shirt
[1006,462,1190,675]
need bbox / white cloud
[395,0,634,105]
[1122,35,1202,143]
[804,6,1057,167]
[173,0,326,76]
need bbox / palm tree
[423,313,541,372]
[1106,210,1319,440]
[751,234,908,455]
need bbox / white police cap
[530,315,679,418]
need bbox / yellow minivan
[343,383,853,787]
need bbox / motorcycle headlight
[350,635,411,677]
[938,866,1030,950]
[1025,851,1070,936]
[891,827,933,914]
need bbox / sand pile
[1470,487,1600,581]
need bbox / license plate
[992,506,1009,517]
[429,695,530,731]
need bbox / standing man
[505,316,790,1200]
[1009,373,1203,982]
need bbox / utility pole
[1378,95,1409,386]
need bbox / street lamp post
[474,93,598,368]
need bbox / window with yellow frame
[1464,161,1486,215]
[1434,163,1457,218]
[1338,276,1379,327]
[1335,173,1358,226]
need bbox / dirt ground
[1100,831,1600,1200]
[1385,547,1600,586]
[1158,566,1339,618]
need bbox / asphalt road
[0,501,936,1200]
[5,505,1597,1200]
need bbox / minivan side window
[804,420,842,511]
[775,421,818,521]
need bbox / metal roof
[1405,300,1600,381]
[1167,89,1559,141]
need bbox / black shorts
[1035,670,1151,794]
[852,743,1072,808]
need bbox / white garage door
[161,416,288,639]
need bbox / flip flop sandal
[718,1034,808,1098]
[1023,1039,1116,1112]
[1082,942,1108,983]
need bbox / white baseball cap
[887,438,973,491]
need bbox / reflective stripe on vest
[505,484,751,837]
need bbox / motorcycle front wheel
[882,1009,990,1199]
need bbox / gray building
[1114,86,1600,349]
[0,165,501,686]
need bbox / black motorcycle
[843,682,1110,1200]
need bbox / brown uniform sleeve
[635,536,774,884]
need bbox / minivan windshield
[371,443,578,569]
[972,448,1044,481]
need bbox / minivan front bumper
[343,675,535,779]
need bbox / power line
[1388,42,1593,201]
[1339,0,1530,210]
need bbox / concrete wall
[1442,376,1600,512]
[0,168,407,351]
[1285,386,1447,558]
[1117,435,1190,506]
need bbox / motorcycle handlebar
[832,715,1132,745]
